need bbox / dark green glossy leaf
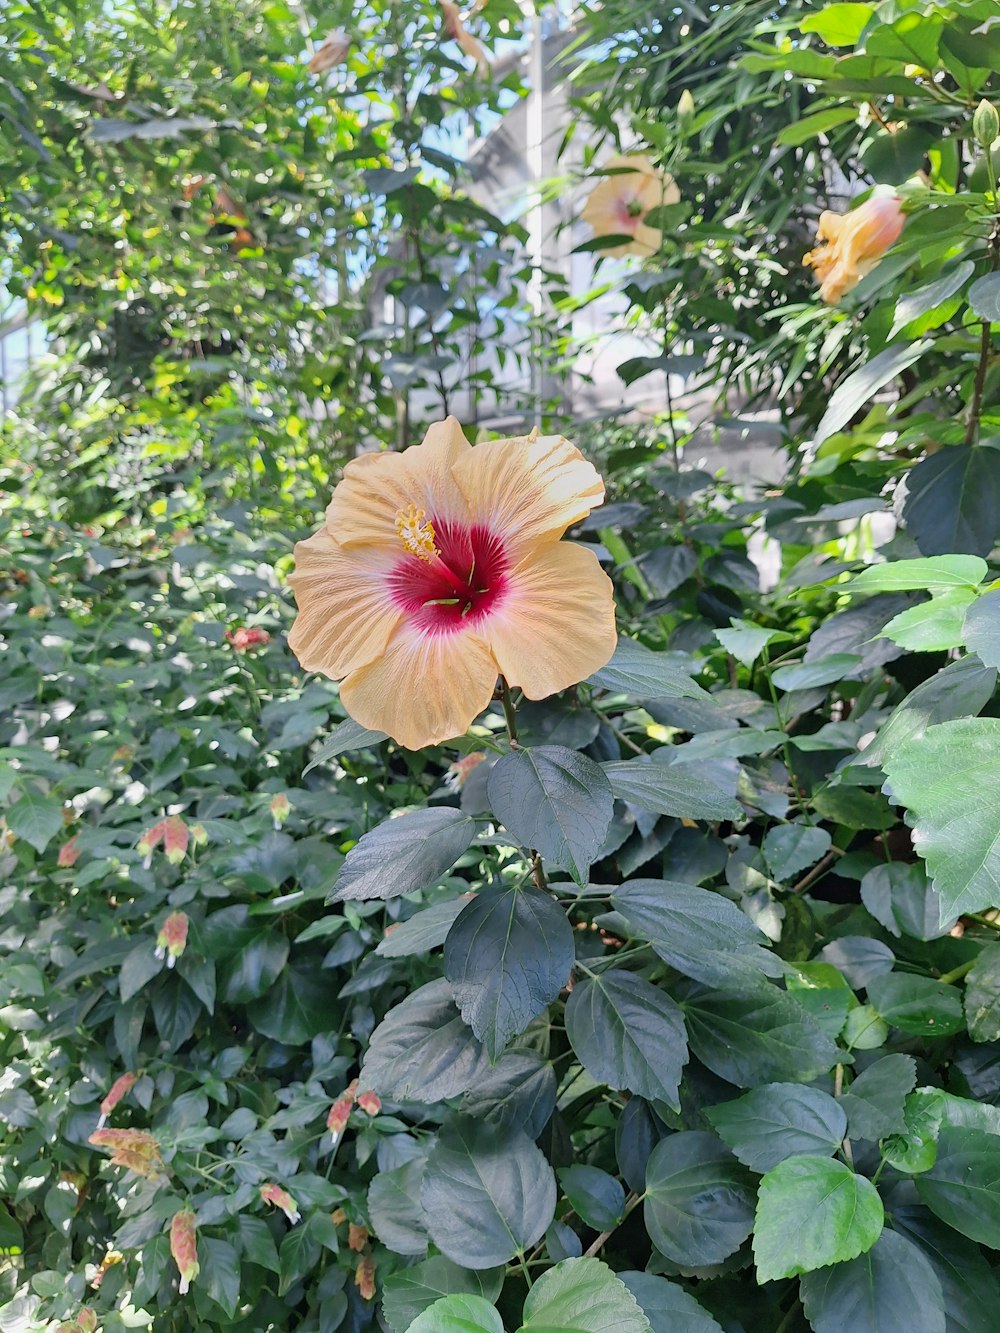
[565,970,688,1110]
[360,978,491,1101]
[644,1132,756,1267]
[800,1229,945,1333]
[333,807,477,902]
[444,884,574,1058]
[708,1083,846,1173]
[487,745,613,883]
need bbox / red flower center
[389,519,510,634]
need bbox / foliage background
[3,0,1000,1331]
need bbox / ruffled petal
[287,527,400,678]
[453,433,605,557]
[486,541,617,698]
[324,417,471,549]
[340,623,499,749]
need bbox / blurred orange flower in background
[440,0,489,73]
[287,418,617,750]
[804,194,905,303]
[581,155,679,257]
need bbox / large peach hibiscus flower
[804,194,905,304]
[581,155,679,258]
[288,419,617,749]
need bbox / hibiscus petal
[454,433,605,555]
[486,541,617,698]
[325,417,471,548]
[287,527,399,678]
[340,623,499,749]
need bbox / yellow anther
[395,504,439,560]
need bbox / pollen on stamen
[394,504,439,560]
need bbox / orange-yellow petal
[339,622,499,749]
[486,541,617,698]
[453,433,605,556]
[324,417,471,549]
[287,527,399,678]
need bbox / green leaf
[360,978,491,1101]
[901,446,1000,558]
[762,825,832,882]
[333,807,477,902]
[557,1167,625,1231]
[382,1258,504,1333]
[892,1205,1000,1333]
[811,785,895,831]
[840,1053,916,1141]
[643,1132,756,1267]
[518,1257,651,1333]
[618,1272,724,1333]
[487,745,613,884]
[800,1229,945,1333]
[770,654,862,691]
[611,878,782,986]
[303,718,387,773]
[753,1156,883,1282]
[200,1236,242,1317]
[444,884,574,1058]
[683,984,841,1088]
[800,3,874,45]
[376,897,470,957]
[564,970,688,1110]
[859,863,956,940]
[916,1127,1000,1246]
[963,589,1000,669]
[965,944,1000,1043]
[714,620,782,668]
[814,341,932,446]
[421,1119,556,1268]
[248,961,332,1044]
[861,127,937,185]
[603,757,741,822]
[119,941,164,1003]
[237,1215,279,1273]
[587,638,707,700]
[459,1050,556,1138]
[846,555,987,594]
[885,718,1000,918]
[776,105,860,146]
[707,1083,847,1173]
[878,589,975,652]
[5,789,63,852]
[367,1158,429,1257]
[408,1295,504,1333]
[891,261,975,337]
[858,654,997,771]
[969,272,1000,322]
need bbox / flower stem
[498,676,519,747]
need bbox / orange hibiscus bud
[355,1254,376,1301]
[581,155,679,258]
[260,1183,301,1223]
[58,835,81,868]
[89,1251,123,1290]
[440,1,488,73]
[225,627,270,651]
[169,1209,199,1294]
[326,1096,353,1138]
[155,911,189,967]
[308,28,350,73]
[270,792,291,827]
[98,1071,137,1127]
[445,752,487,791]
[804,194,905,304]
[356,1090,381,1116]
[89,1128,164,1178]
[287,419,617,750]
[348,1222,369,1252]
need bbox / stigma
[395,504,439,560]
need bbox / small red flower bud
[260,1183,300,1223]
[155,911,189,967]
[169,1209,199,1294]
